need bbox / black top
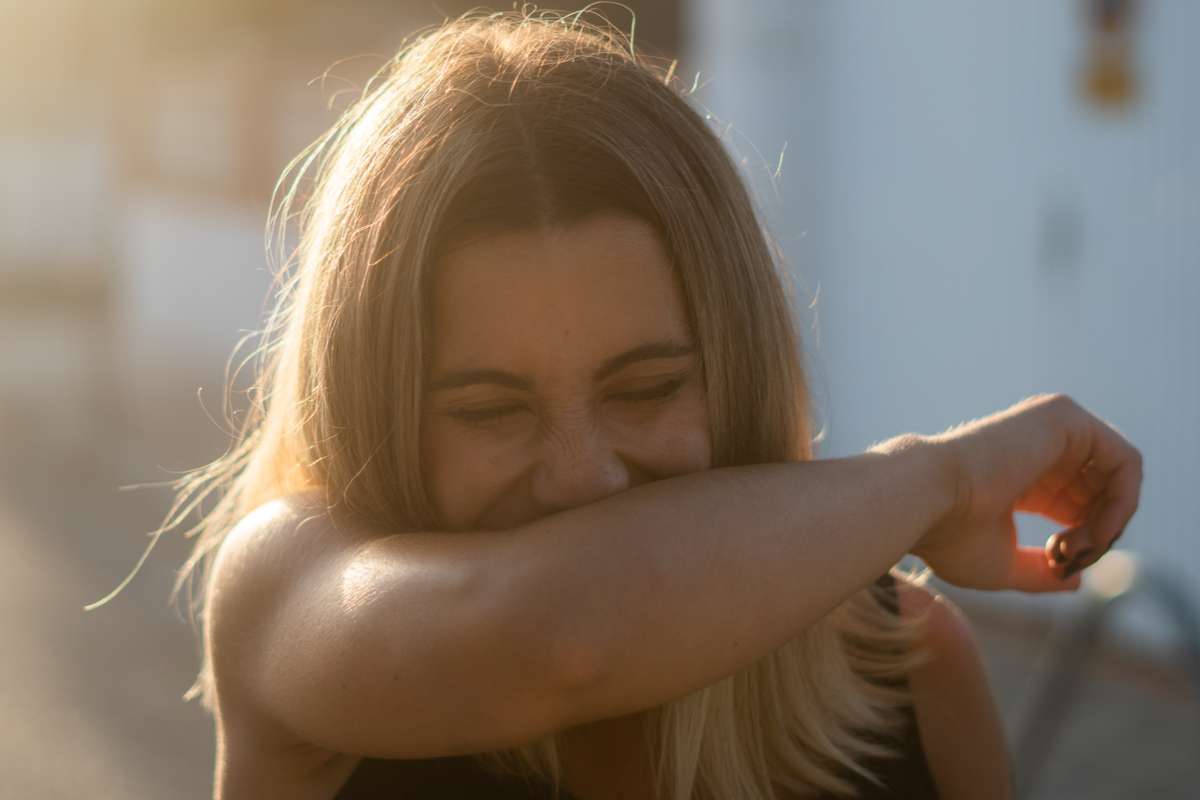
[334,572,938,799]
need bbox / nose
[530,419,631,513]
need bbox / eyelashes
[447,405,526,425]
[610,377,686,404]
[446,378,686,428]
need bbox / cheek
[422,416,528,527]
[663,417,713,473]
[630,393,712,476]
[678,384,714,466]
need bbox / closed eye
[609,378,685,403]
[447,405,527,426]
[446,378,687,429]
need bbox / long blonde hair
[144,7,932,798]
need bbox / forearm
[503,434,957,725]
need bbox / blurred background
[1,0,1195,797]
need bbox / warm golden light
[1084,548,1139,600]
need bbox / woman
[163,9,1141,799]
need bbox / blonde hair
[144,7,933,798]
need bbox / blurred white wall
[115,190,271,446]
[689,0,1200,654]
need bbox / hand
[913,393,1143,592]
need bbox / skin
[418,210,1010,799]
[203,203,1140,799]
[421,212,712,532]
[203,214,1142,800]
[420,212,712,797]
[900,584,1014,799]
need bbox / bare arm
[513,436,957,726]
[211,395,1139,760]
[211,435,955,759]
[899,584,1013,800]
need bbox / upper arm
[897,583,1014,800]
[206,495,576,759]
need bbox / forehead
[428,213,692,372]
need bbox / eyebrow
[428,340,696,392]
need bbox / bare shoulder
[207,492,369,793]
[207,489,377,662]
[209,491,372,620]
[891,578,1014,800]
[207,491,336,699]
[214,491,340,581]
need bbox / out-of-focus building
[0,0,682,466]
[691,0,1199,659]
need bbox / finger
[1043,486,1091,528]
[1045,533,1069,565]
[1046,492,1109,568]
[1079,453,1142,559]
[1020,478,1093,528]
[1010,545,1083,593]
[1016,454,1102,523]
[1063,470,1102,513]
[1036,482,1099,556]
[1078,457,1107,495]
[1085,418,1142,498]
[1016,464,1082,516]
